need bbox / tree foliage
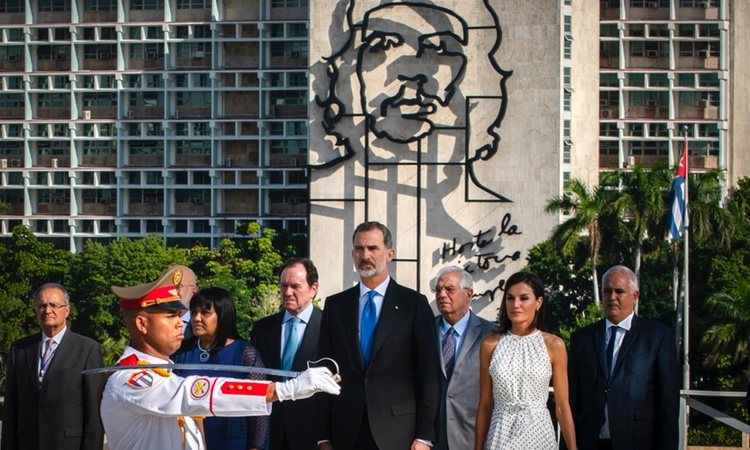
[0,222,297,395]
[538,171,750,396]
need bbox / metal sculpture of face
[357,4,467,143]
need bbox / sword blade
[82,363,300,378]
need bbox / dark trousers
[353,410,379,450]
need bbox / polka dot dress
[484,330,556,450]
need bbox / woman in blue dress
[173,287,269,450]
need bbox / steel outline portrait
[312,0,512,202]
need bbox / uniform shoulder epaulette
[118,353,171,377]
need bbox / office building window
[84,0,116,11]
[0,0,22,12]
[39,0,70,12]
[271,0,308,7]
[38,93,69,108]
[131,0,164,9]
[176,0,210,9]
[0,93,23,108]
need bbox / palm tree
[701,279,750,368]
[545,178,616,304]
[612,165,672,281]
[688,169,735,251]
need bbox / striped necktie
[39,338,57,380]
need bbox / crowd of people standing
[1,220,696,450]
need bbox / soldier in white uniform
[101,272,340,450]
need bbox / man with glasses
[432,266,495,450]
[1,282,104,450]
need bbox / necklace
[197,341,215,362]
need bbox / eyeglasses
[433,285,463,294]
[35,303,69,311]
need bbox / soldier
[101,272,340,450]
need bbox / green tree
[701,277,750,368]
[69,234,188,344]
[188,222,290,337]
[688,169,735,250]
[0,226,72,394]
[526,240,594,335]
[612,165,672,280]
[545,178,618,304]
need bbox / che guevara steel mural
[309,0,526,303]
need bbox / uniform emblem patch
[126,370,154,389]
[190,378,210,399]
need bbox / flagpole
[682,126,690,392]
[682,125,690,389]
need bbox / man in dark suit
[568,265,679,450]
[251,257,323,450]
[432,266,495,450]
[316,221,441,450]
[2,283,104,450]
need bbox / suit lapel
[611,315,641,378]
[455,312,481,370]
[369,281,399,367]
[593,321,608,379]
[435,316,447,378]
[293,308,321,368]
[40,331,69,392]
[27,334,42,385]
[266,312,284,369]
[342,286,364,369]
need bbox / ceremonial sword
[82,357,341,382]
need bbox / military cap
[111,267,187,311]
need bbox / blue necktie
[442,327,457,379]
[281,316,301,371]
[360,290,378,366]
[606,325,620,375]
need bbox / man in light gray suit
[433,266,496,450]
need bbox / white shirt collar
[606,311,635,331]
[43,326,67,345]
[442,310,471,337]
[358,276,391,299]
[283,302,314,324]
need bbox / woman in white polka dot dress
[475,271,577,450]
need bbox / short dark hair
[186,287,240,350]
[33,283,70,305]
[352,221,393,249]
[281,257,319,286]
[497,271,545,333]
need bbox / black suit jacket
[1,330,104,450]
[250,307,322,450]
[568,316,679,450]
[316,279,441,449]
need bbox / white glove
[275,366,341,402]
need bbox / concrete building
[0,0,310,252]
[306,0,748,314]
[598,0,749,184]
[0,0,746,305]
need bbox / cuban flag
[668,140,688,240]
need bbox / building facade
[598,0,749,183]
[306,0,749,313]
[0,0,746,306]
[0,0,310,252]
